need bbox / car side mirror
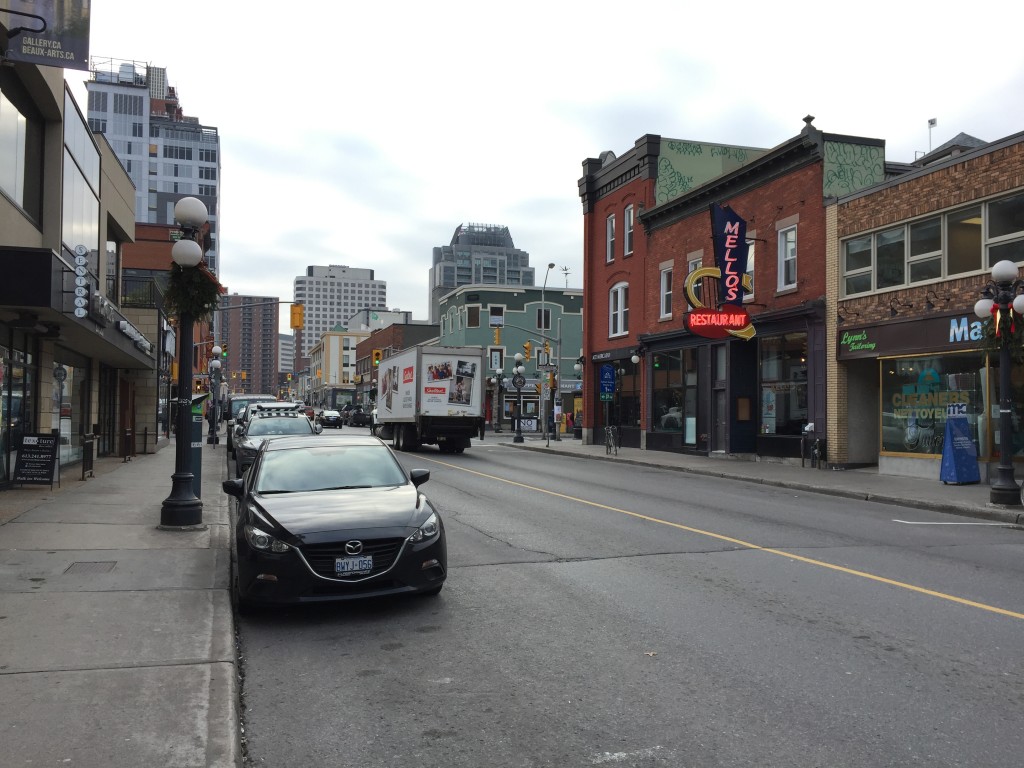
[410,468,430,487]
[314,424,323,434]
[222,478,244,497]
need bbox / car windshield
[254,445,408,493]
[246,418,312,437]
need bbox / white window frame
[609,282,628,337]
[606,214,616,262]
[687,254,703,306]
[744,238,755,302]
[624,205,634,256]
[778,226,797,290]
[659,266,673,319]
[536,306,551,331]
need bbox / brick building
[831,131,1024,478]
[579,119,888,460]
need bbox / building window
[881,354,986,456]
[624,204,634,256]
[0,87,43,219]
[759,333,807,435]
[609,282,628,337]
[606,214,615,262]
[488,306,504,329]
[467,306,480,327]
[536,306,550,331]
[778,226,797,290]
[842,193,1024,297]
[199,166,217,180]
[743,239,756,301]
[651,348,698,443]
[687,254,703,306]
[660,267,673,318]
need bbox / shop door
[119,378,135,458]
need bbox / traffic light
[221,344,228,358]
[493,328,501,345]
[290,303,305,329]
[523,341,532,359]
[372,349,383,367]
[241,371,247,381]
[543,341,551,356]
[535,382,542,394]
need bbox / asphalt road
[235,440,1024,767]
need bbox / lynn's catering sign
[683,203,756,340]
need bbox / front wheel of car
[232,566,256,616]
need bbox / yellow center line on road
[426,457,1024,621]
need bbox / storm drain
[64,561,117,574]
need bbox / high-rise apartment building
[85,59,222,276]
[219,295,279,396]
[293,266,387,360]
[428,223,536,323]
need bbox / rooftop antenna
[928,117,937,152]
[561,266,571,287]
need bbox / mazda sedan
[222,434,446,611]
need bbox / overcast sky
[71,1,1024,333]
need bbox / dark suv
[348,406,371,427]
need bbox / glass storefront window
[651,349,698,443]
[880,353,987,456]
[760,333,808,435]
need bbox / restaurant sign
[683,203,756,340]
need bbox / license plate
[336,556,373,575]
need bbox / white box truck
[375,345,485,453]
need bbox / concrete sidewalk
[0,435,238,767]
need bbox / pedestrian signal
[372,349,383,367]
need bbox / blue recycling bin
[191,393,210,497]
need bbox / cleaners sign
[683,203,756,340]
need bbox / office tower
[428,223,536,323]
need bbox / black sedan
[316,409,344,429]
[222,433,446,611]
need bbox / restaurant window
[760,333,807,435]
[880,353,987,457]
[650,349,698,443]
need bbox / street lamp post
[512,352,526,444]
[974,259,1024,506]
[540,262,555,443]
[207,346,222,444]
[489,369,507,432]
[160,196,209,528]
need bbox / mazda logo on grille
[345,541,363,555]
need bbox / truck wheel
[394,424,405,451]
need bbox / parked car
[233,403,321,477]
[222,432,446,611]
[317,409,344,429]
[225,394,278,455]
[296,403,315,420]
[348,405,371,427]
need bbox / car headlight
[244,524,291,552]
[408,512,440,543]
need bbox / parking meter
[191,393,210,497]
